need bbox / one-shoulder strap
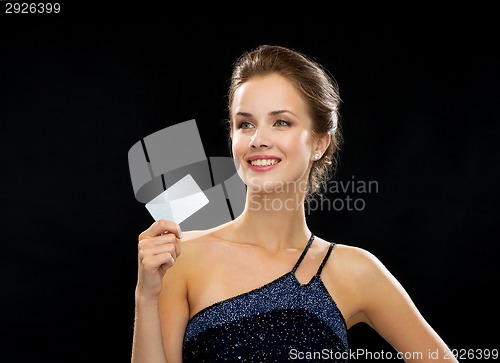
[316,242,335,276]
[291,233,315,273]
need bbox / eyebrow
[236,110,298,118]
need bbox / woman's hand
[135,219,182,300]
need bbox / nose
[249,127,272,149]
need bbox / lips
[246,155,282,171]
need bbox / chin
[247,178,303,195]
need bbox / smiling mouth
[248,159,281,167]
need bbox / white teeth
[250,159,279,166]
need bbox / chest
[187,247,325,318]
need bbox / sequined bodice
[182,234,349,362]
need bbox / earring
[314,153,321,160]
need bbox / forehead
[232,73,308,116]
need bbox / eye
[274,119,290,127]
[237,121,255,129]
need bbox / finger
[155,231,180,242]
[140,232,181,254]
[148,234,182,257]
[141,253,176,272]
[139,219,182,241]
[173,238,181,258]
[139,243,180,261]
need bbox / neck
[230,189,311,250]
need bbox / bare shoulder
[320,242,403,326]
[329,243,393,284]
[331,243,380,266]
[181,229,213,242]
[166,228,223,272]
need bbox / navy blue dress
[182,234,349,362]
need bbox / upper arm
[158,248,191,363]
[350,248,456,362]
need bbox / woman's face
[231,73,317,195]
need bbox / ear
[312,133,331,159]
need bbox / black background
[1,5,499,362]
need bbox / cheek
[284,131,313,155]
[231,134,247,173]
[299,129,313,145]
[231,133,247,156]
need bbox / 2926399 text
[4,2,60,13]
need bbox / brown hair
[227,44,343,199]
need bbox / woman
[131,44,457,362]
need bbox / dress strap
[316,242,335,276]
[291,233,315,273]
